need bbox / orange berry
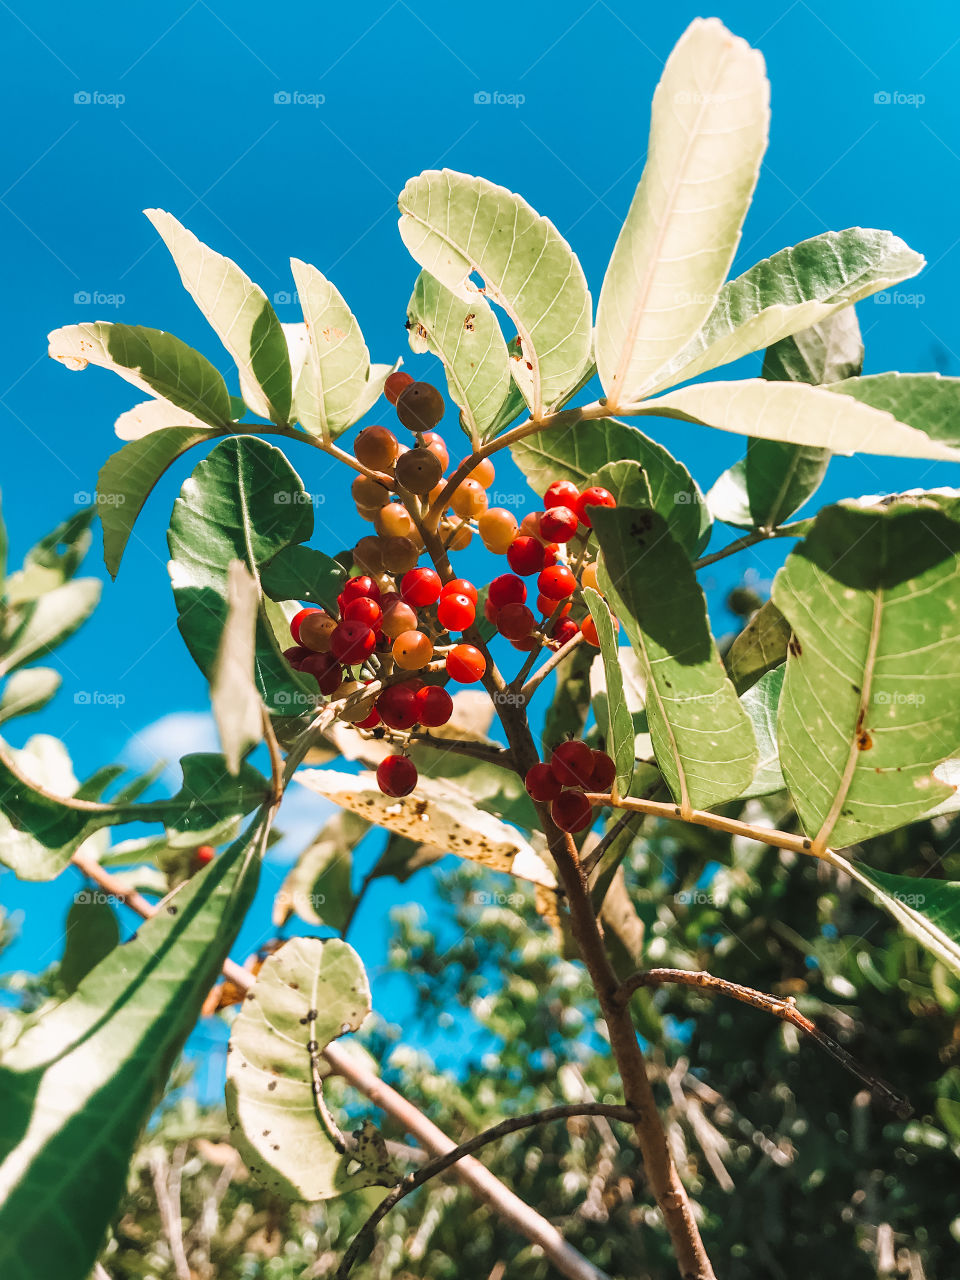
[478,508,518,554]
[468,458,495,488]
[393,630,434,670]
[375,502,416,539]
[451,478,488,520]
[354,425,399,471]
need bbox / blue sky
[2,0,960,1053]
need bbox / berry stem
[518,630,586,701]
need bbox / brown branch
[515,627,586,700]
[690,520,808,571]
[616,969,912,1120]
[407,731,514,769]
[334,1103,643,1279]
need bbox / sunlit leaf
[0,669,61,725]
[724,599,791,695]
[211,562,263,774]
[289,259,371,439]
[273,810,363,932]
[583,587,634,795]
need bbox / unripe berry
[445,521,473,551]
[551,789,592,833]
[488,573,526,607]
[468,458,495,488]
[343,597,382,630]
[437,592,476,632]
[581,616,601,647]
[525,762,563,802]
[384,371,414,406]
[400,567,442,607]
[581,562,601,593]
[354,535,384,574]
[354,425,399,470]
[451,478,489,520]
[441,578,478,603]
[381,600,418,639]
[342,575,381,604]
[380,535,419,575]
[576,486,616,528]
[376,682,419,730]
[506,536,545,576]
[538,565,576,600]
[446,644,486,683]
[393,630,434,670]
[377,753,418,797]
[589,750,617,792]
[300,652,343,695]
[544,480,580,510]
[298,611,338,653]
[422,431,449,471]
[375,503,416,539]
[483,597,500,625]
[330,621,377,665]
[290,607,321,645]
[478,508,518,554]
[396,381,445,433]
[539,505,578,543]
[414,685,454,727]
[352,475,391,510]
[395,447,443,495]
[551,740,594,789]
[497,602,536,641]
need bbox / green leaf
[0,745,269,880]
[274,811,363,932]
[482,338,532,443]
[260,544,346,614]
[167,437,317,716]
[398,168,592,414]
[97,427,218,578]
[0,816,266,1280]
[0,579,101,676]
[349,361,397,425]
[48,322,233,428]
[113,396,222,441]
[593,459,655,512]
[637,378,960,461]
[145,209,292,424]
[595,18,769,409]
[5,509,94,605]
[739,666,786,798]
[211,562,263,774]
[59,895,120,993]
[771,501,960,849]
[708,307,862,530]
[652,229,920,392]
[511,417,709,557]
[593,506,758,811]
[724,599,791,695]
[227,936,395,1200]
[583,588,634,795]
[0,669,61,725]
[825,373,960,452]
[289,259,371,439]
[542,641,595,756]
[407,270,511,447]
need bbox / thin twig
[691,520,808,571]
[617,969,912,1119]
[407,731,514,768]
[334,1103,641,1279]
[519,631,586,701]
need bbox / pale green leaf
[0,579,101,676]
[145,209,292,424]
[273,811,363,931]
[48,322,233,428]
[0,669,61,725]
[826,373,960,452]
[398,168,592,414]
[407,270,511,446]
[289,259,371,439]
[348,361,397,424]
[724,599,791,695]
[211,562,263,774]
[739,666,786,798]
[583,588,634,795]
[596,18,769,408]
[772,501,960,849]
[260,544,346,614]
[114,396,217,441]
[593,506,758,811]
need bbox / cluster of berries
[524,742,617,833]
[281,373,618,799]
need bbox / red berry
[384,370,415,406]
[377,682,420,730]
[590,750,617,792]
[512,636,541,652]
[437,592,476,632]
[539,505,579,543]
[330,621,377,664]
[551,740,594,789]
[538,594,571,617]
[506,536,545,576]
[525,762,563,802]
[551,789,592,833]
[401,567,442,607]
[538,565,576,600]
[446,644,486,683]
[483,597,500,625]
[581,616,601,647]
[343,597,383,630]
[300,652,343,695]
[355,706,381,729]
[488,573,526,607]
[544,480,580,510]
[377,754,418,797]
[497,603,536,641]
[441,578,478,603]
[283,644,311,668]
[542,544,560,568]
[551,617,579,646]
[290,607,321,644]
[576,487,616,529]
[415,685,454,727]
[194,844,216,865]
[342,575,381,604]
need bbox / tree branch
[407,731,514,769]
[616,969,912,1119]
[690,520,808,571]
[335,1103,643,1279]
[517,630,586,701]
